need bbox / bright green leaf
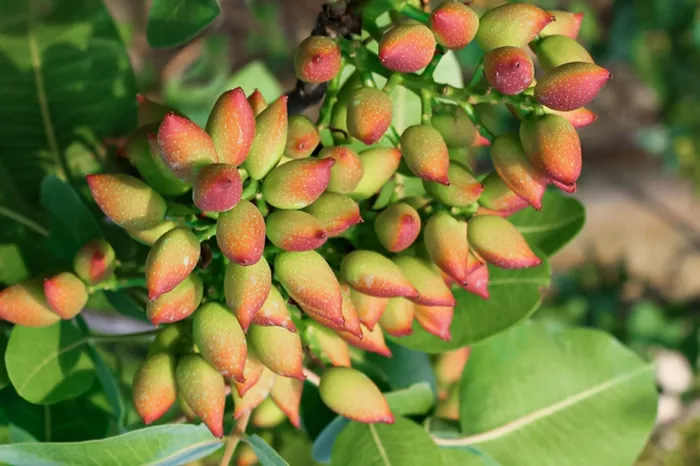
[244,434,291,466]
[440,447,502,466]
[147,0,220,48]
[385,382,434,416]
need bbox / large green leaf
[440,447,501,466]
[147,0,220,48]
[5,321,95,405]
[331,417,443,466]
[0,424,222,465]
[437,323,657,466]
[508,191,585,257]
[244,435,290,466]
[392,261,551,353]
[366,341,437,393]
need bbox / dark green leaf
[244,434,291,466]
[104,290,150,322]
[385,382,434,416]
[0,333,9,390]
[312,417,351,463]
[366,341,437,393]
[300,381,338,440]
[147,0,220,48]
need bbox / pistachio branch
[219,410,252,466]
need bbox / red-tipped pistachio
[252,286,297,332]
[262,158,333,209]
[206,88,256,166]
[157,113,218,182]
[87,174,167,231]
[429,1,479,49]
[176,354,226,437]
[374,202,421,253]
[350,289,388,330]
[394,256,455,307]
[133,353,178,425]
[544,107,597,128]
[319,367,394,423]
[43,272,87,319]
[216,200,266,265]
[192,163,242,212]
[476,3,554,51]
[540,11,584,38]
[145,228,200,300]
[248,90,268,116]
[271,376,304,428]
[400,125,450,184]
[243,96,288,180]
[379,298,415,337]
[490,134,547,210]
[285,115,320,159]
[520,114,582,187]
[435,348,470,395]
[0,280,60,327]
[73,239,116,285]
[193,302,247,381]
[533,35,593,72]
[338,283,363,338]
[350,148,402,200]
[338,322,391,357]
[294,36,342,84]
[424,163,483,207]
[224,258,271,332]
[535,62,611,111]
[248,324,304,380]
[127,220,177,246]
[304,193,362,237]
[234,352,265,397]
[477,171,529,216]
[468,215,541,269]
[341,250,417,298]
[483,46,534,95]
[266,210,327,252]
[424,212,469,284]
[319,146,364,194]
[137,94,173,126]
[459,260,490,299]
[147,321,193,357]
[275,251,343,325]
[305,322,351,367]
[431,107,477,148]
[379,23,436,73]
[414,304,453,341]
[346,88,393,145]
[232,365,276,419]
[147,275,203,325]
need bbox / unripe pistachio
[540,11,584,39]
[304,193,362,237]
[429,1,479,49]
[147,275,203,325]
[265,210,327,252]
[147,321,193,357]
[374,202,421,253]
[350,148,402,200]
[217,200,266,265]
[233,352,265,397]
[414,304,453,341]
[534,35,593,72]
[379,23,436,73]
[0,280,60,327]
[320,367,394,424]
[535,62,612,111]
[271,376,304,428]
[319,146,364,194]
[350,289,388,331]
[305,322,351,367]
[43,272,88,319]
[285,115,320,159]
[476,3,553,51]
[424,212,469,284]
[544,107,597,128]
[483,46,534,95]
[132,353,178,425]
[434,348,470,397]
[145,228,200,300]
[477,171,529,216]
[73,239,116,285]
[338,283,363,338]
[251,397,286,428]
[339,322,391,357]
[193,302,247,381]
[248,90,268,116]
[436,385,460,420]
[346,88,393,145]
[341,250,417,298]
[490,134,547,210]
[400,125,450,185]
[252,286,297,332]
[206,88,256,166]
[468,215,541,269]
[466,250,485,277]
[136,94,173,126]
[431,107,477,148]
[224,258,271,332]
[378,298,415,337]
[87,174,167,231]
[424,163,483,207]
[394,256,455,307]
[238,444,259,466]
[243,95,288,180]
[125,126,190,196]
[520,114,582,187]
[248,324,305,380]
[459,261,490,299]
[294,36,342,84]
[127,220,177,246]
[275,251,343,326]
[157,113,218,182]
[262,158,333,209]
[192,163,243,212]
[179,396,197,422]
[232,365,276,420]
[176,354,226,437]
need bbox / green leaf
[440,447,502,466]
[508,191,585,256]
[0,333,9,390]
[392,261,551,353]
[385,382,434,416]
[331,417,443,466]
[312,417,351,463]
[104,290,150,322]
[0,244,30,285]
[5,321,95,405]
[445,323,657,466]
[244,434,291,466]
[366,342,436,393]
[147,0,220,48]
[0,424,222,465]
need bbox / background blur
[105,0,700,463]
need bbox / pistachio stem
[219,410,252,466]
[196,225,218,242]
[457,102,496,143]
[88,329,159,343]
[420,89,433,124]
[467,61,484,91]
[241,179,259,201]
[87,276,146,293]
[303,367,321,386]
[395,2,431,23]
[317,60,344,128]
